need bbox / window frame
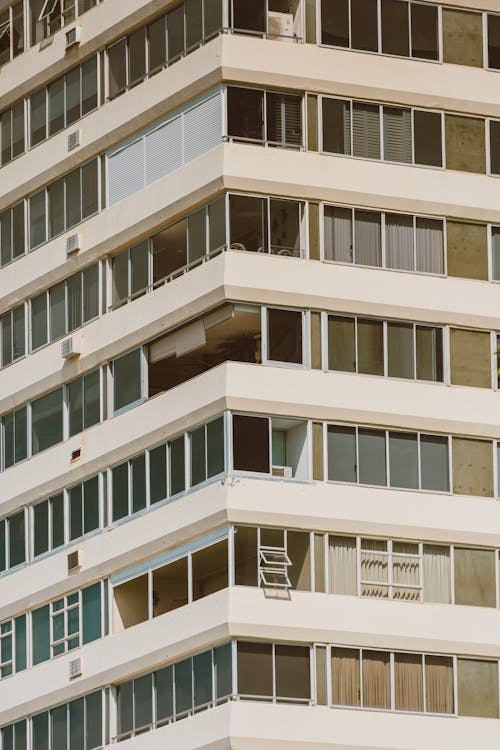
[319,95,445,169]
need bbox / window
[237,641,310,703]
[229,194,303,257]
[33,493,64,557]
[112,348,143,414]
[107,2,224,100]
[29,159,99,249]
[0,202,25,266]
[487,13,500,69]
[2,405,27,468]
[330,646,454,714]
[328,314,443,381]
[31,387,63,454]
[0,511,25,571]
[32,583,102,664]
[0,615,26,678]
[111,196,226,308]
[330,534,452,603]
[0,721,28,750]
[0,304,25,367]
[29,56,98,146]
[30,691,102,750]
[68,369,101,436]
[30,0,97,44]
[227,87,303,148]
[322,97,442,167]
[323,205,444,274]
[116,644,232,740]
[189,417,224,486]
[1,101,25,165]
[114,532,228,631]
[30,264,99,350]
[266,307,303,364]
[321,0,439,60]
[327,424,450,491]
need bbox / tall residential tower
[1,1,500,748]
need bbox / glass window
[387,322,414,379]
[48,75,65,136]
[49,282,66,341]
[229,195,265,254]
[322,98,351,155]
[420,434,449,491]
[323,205,352,262]
[275,644,311,701]
[358,428,386,485]
[169,436,185,495]
[231,0,265,34]
[237,642,273,697]
[232,414,269,473]
[128,28,146,87]
[81,56,98,115]
[227,87,264,142]
[362,650,391,708]
[327,425,356,482]
[328,315,355,372]
[389,431,418,488]
[357,318,383,375]
[488,13,500,69]
[167,3,185,62]
[113,349,142,413]
[30,89,47,146]
[108,38,127,99]
[321,0,349,47]
[148,16,166,73]
[413,110,442,167]
[30,190,47,249]
[149,444,167,504]
[381,0,409,56]
[267,308,303,364]
[411,3,438,60]
[351,0,378,51]
[81,158,99,218]
[354,209,381,266]
[31,388,63,454]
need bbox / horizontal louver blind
[383,107,412,163]
[352,103,380,160]
[107,138,145,206]
[107,90,224,206]
[145,117,183,185]
[184,92,224,160]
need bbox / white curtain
[416,218,444,274]
[423,544,450,603]
[386,213,414,270]
[329,536,357,595]
[324,206,352,262]
[361,541,389,598]
[354,210,381,266]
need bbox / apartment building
[2,0,500,748]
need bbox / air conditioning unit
[66,232,80,254]
[272,465,293,478]
[61,337,80,359]
[67,550,80,572]
[65,25,81,48]
[69,657,82,679]
[67,130,80,151]
[268,11,293,41]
